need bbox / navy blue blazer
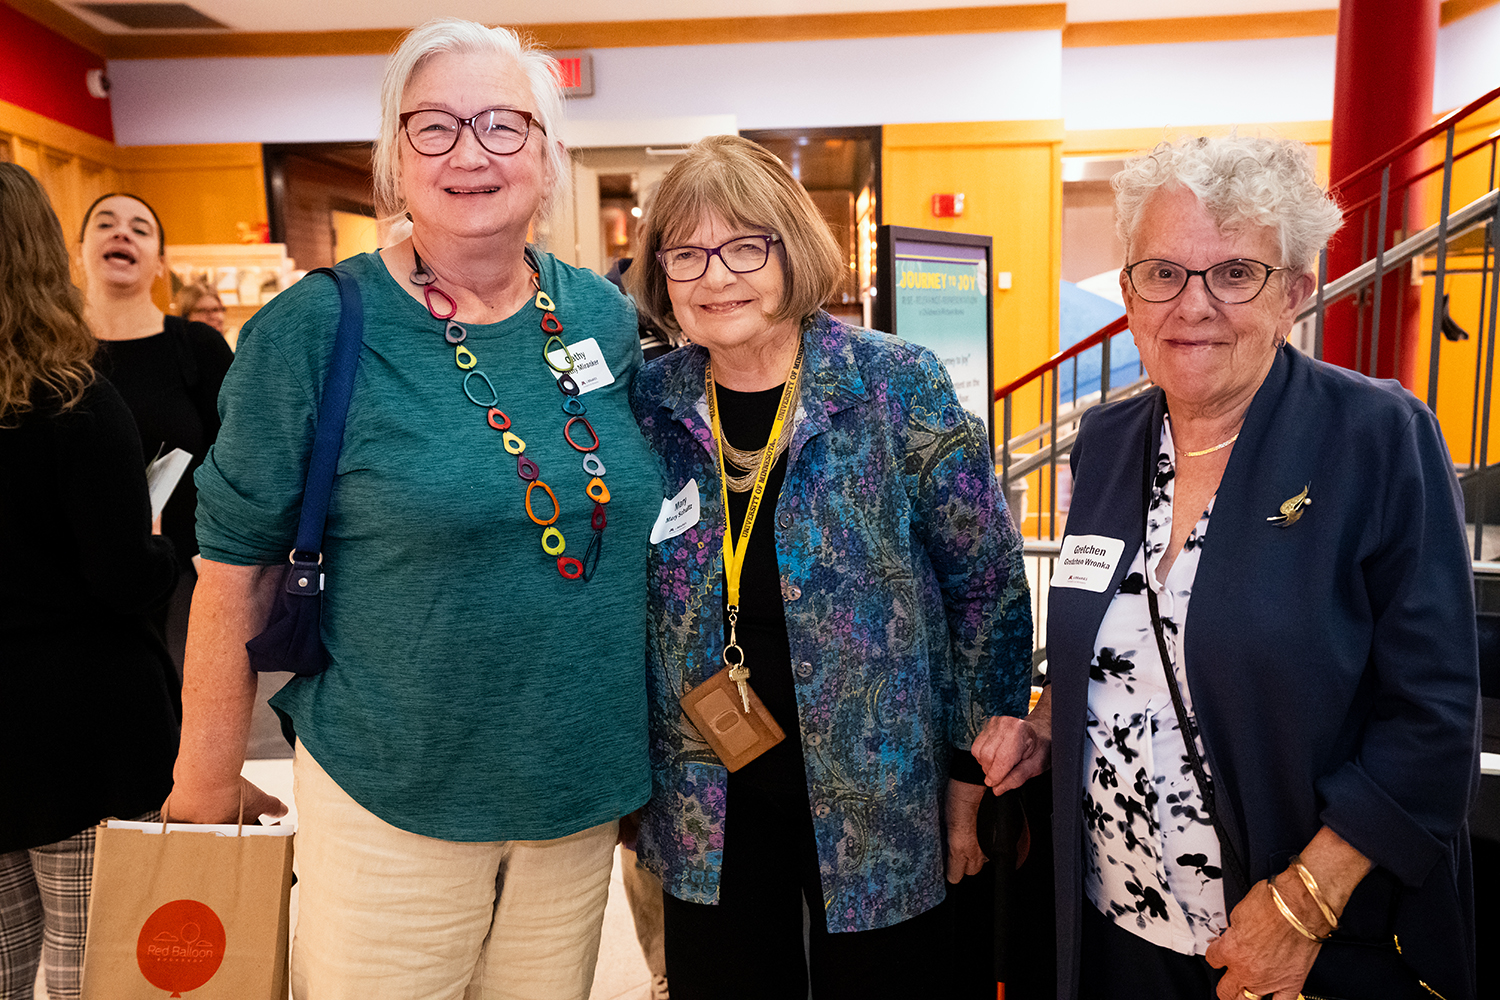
[1048,345,1480,1000]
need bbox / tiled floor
[37,758,656,1000]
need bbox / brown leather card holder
[679,665,786,772]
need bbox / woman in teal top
[169,19,658,998]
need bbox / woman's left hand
[1205,879,1321,1000]
[1206,827,1369,1000]
[945,778,988,883]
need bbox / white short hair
[372,18,570,227]
[1113,135,1344,275]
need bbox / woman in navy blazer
[976,136,1479,1000]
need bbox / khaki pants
[290,743,616,1000]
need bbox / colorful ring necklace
[411,244,607,580]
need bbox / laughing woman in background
[78,191,233,678]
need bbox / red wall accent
[0,5,114,142]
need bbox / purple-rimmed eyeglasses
[656,234,783,282]
[398,108,544,157]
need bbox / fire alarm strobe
[931,193,964,218]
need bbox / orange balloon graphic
[136,899,225,996]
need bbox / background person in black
[78,192,234,683]
[0,163,180,1000]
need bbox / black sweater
[0,377,181,851]
[94,316,233,567]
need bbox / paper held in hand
[145,447,192,522]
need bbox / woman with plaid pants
[0,164,180,999]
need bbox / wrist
[1269,870,1333,940]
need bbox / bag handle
[290,266,364,566]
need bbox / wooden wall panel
[884,120,1065,390]
[118,143,268,247]
[0,97,121,248]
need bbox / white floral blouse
[1082,416,1228,955]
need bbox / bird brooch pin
[1267,485,1311,527]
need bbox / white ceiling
[63,0,1337,34]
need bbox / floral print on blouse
[1083,416,1228,955]
[628,312,1033,932]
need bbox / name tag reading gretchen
[546,337,616,394]
[1050,534,1126,592]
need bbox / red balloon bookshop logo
[135,899,226,996]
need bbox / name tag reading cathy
[1050,534,1126,592]
[546,337,616,394]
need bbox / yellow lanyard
[704,343,805,613]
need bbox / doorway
[263,142,378,270]
[742,126,881,327]
[553,128,882,329]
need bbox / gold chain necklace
[719,429,793,492]
[1181,432,1240,458]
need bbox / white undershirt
[1082,416,1228,955]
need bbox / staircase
[996,87,1500,661]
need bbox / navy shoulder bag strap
[245,264,364,676]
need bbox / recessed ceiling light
[77,4,230,30]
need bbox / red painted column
[1324,0,1439,383]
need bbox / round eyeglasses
[1124,258,1287,304]
[398,108,543,157]
[656,234,782,282]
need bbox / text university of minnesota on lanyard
[705,343,805,713]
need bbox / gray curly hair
[372,18,570,227]
[1113,135,1343,276]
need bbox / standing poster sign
[873,226,995,451]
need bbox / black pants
[1079,900,1435,1000]
[1079,901,1218,1000]
[662,777,954,1000]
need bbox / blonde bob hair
[629,135,845,335]
[372,18,570,226]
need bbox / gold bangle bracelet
[1288,856,1340,932]
[1268,875,1329,942]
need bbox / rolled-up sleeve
[1316,406,1480,886]
[194,278,336,566]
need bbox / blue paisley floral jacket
[628,312,1033,932]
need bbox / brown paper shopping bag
[80,816,294,1000]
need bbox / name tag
[650,479,701,544]
[547,337,616,395]
[1050,534,1125,592]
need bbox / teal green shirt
[196,251,658,841]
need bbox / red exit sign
[552,51,594,97]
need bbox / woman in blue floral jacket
[626,135,1033,999]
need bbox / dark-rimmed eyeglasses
[398,108,543,157]
[656,234,782,282]
[1124,258,1287,304]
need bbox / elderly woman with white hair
[976,135,1479,1000]
[168,18,658,998]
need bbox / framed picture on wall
[873,225,995,451]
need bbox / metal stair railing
[1298,85,1500,560]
